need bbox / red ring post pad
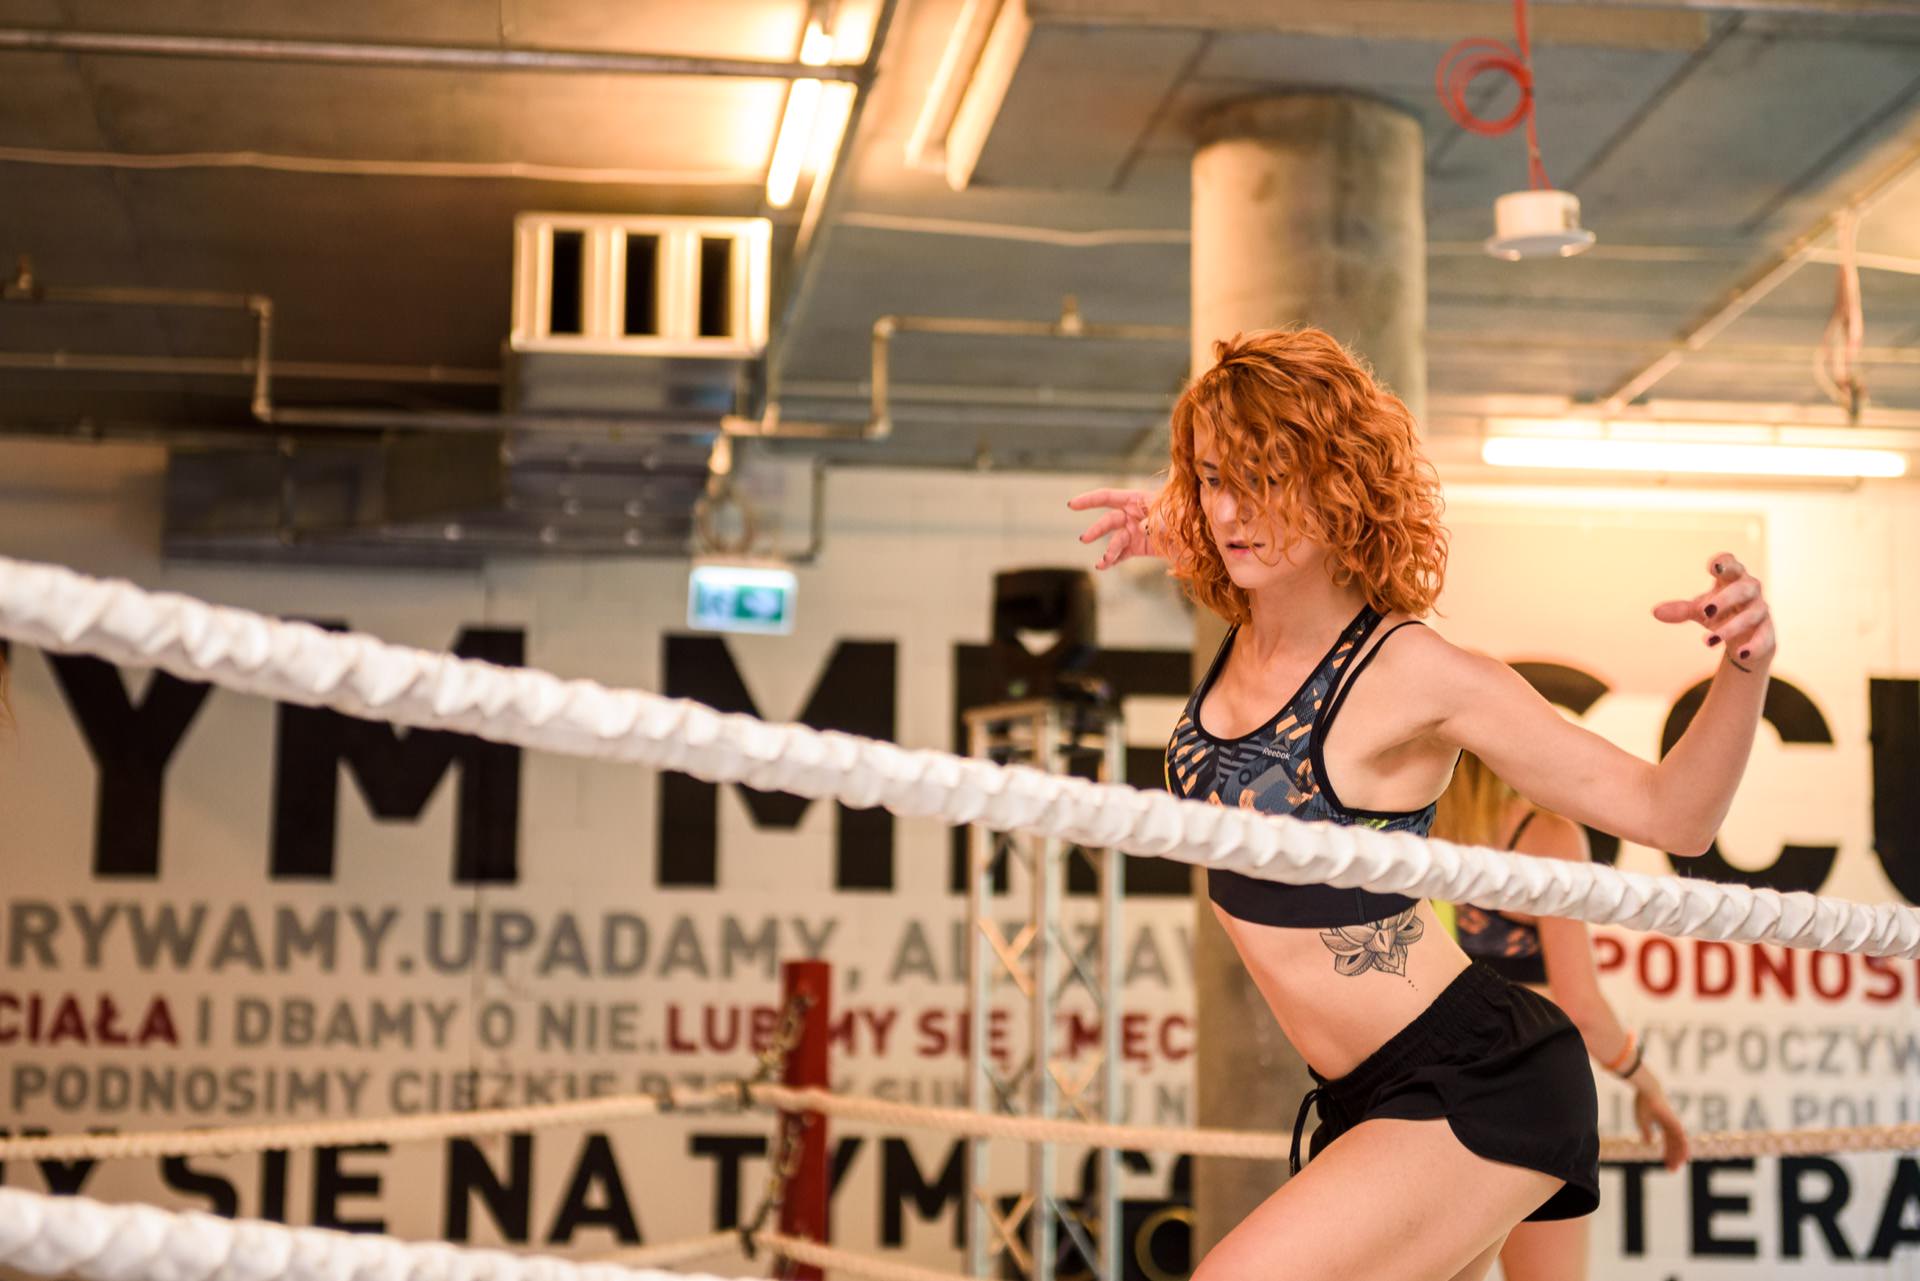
[778,960,832,1281]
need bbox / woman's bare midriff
[1213,898,1472,1079]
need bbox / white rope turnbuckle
[0,1186,752,1281]
[0,554,1912,958]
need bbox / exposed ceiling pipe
[0,353,501,384]
[0,28,861,81]
[266,406,719,438]
[3,257,274,419]
[723,296,1189,443]
[1599,139,1920,414]
[868,298,1187,438]
[3,260,721,438]
[0,418,282,447]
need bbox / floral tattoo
[1321,908,1425,977]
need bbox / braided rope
[597,1233,742,1270]
[0,1084,737,1163]
[764,1084,1920,1162]
[4,1078,1914,1166]
[1601,1122,1920,1163]
[1,556,1912,957]
[0,1187,749,1281]
[759,1232,975,1281]
[755,1084,1293,1157]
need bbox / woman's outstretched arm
[1424,553,1773,855]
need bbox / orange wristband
[1604,1030,1638,1075]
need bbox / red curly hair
[1155,328,1447,623]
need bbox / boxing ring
[1,554,1916,1281]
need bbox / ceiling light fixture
[1436,0,1595,260]
[1481,420,1908,479]
[765,20,834,210]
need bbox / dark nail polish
[1707,635,1721,647]
[1704,604,1717,618]
[1739,649,1750,661]
[1713,562,1723,575]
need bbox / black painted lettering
[46,653,213,877]
[162,1155,239,1217]
[1869,679,1920,903]
[1869,1158,1920,1261]
[1781,1157,1854,1260]
[445,1134,533,1242]
[660,635,896,890]
[311,1144,387,1233]
[881,1138,965,1248]
[1603,1161,1650,1256]
[547,1134,641,1245]
[689,1134,767,1230]
[272,625,523,883]
[1690,1159,1759,1257]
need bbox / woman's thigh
[1497,1214,1589,1281]
[1191,1117,1560,1281]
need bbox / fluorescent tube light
[1482,435,1907,479]
[765,21,834,210]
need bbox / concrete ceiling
[2,0,1919,478]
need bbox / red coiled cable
[1435,0,1551,190]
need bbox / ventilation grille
[510,214,771,358]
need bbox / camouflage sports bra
[1454,811,1548,984]
[1165,605,1435,929]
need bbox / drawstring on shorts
[1289,1086,1324,1176]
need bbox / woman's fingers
[1095,526,1133,570]
[1709,600,1768,648]
[1726,616,1778,666]
[1700,576,1760,619]
[1077,509,1129,544]
[1656,552,1775,665]
[1068,488,1134,512]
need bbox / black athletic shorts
[1291,962,1601,1221]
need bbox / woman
[1070,328,1771,1280]
[1435,752,1690,1280]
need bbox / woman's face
[1193,422,1320,593]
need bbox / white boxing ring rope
[0,1186,757,1281]
[0,554,1915,959]
[0,1187,976,1281]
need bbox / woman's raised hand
[1652,553,1775,672]
[1068,489,1160,570]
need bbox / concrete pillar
[1187,91,1426,1257]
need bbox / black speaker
[987,568,1100,702]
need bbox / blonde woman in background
[1434,751,1690,1281]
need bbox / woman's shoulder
[1510,808,1592,861]
[1361,615,1488,689]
